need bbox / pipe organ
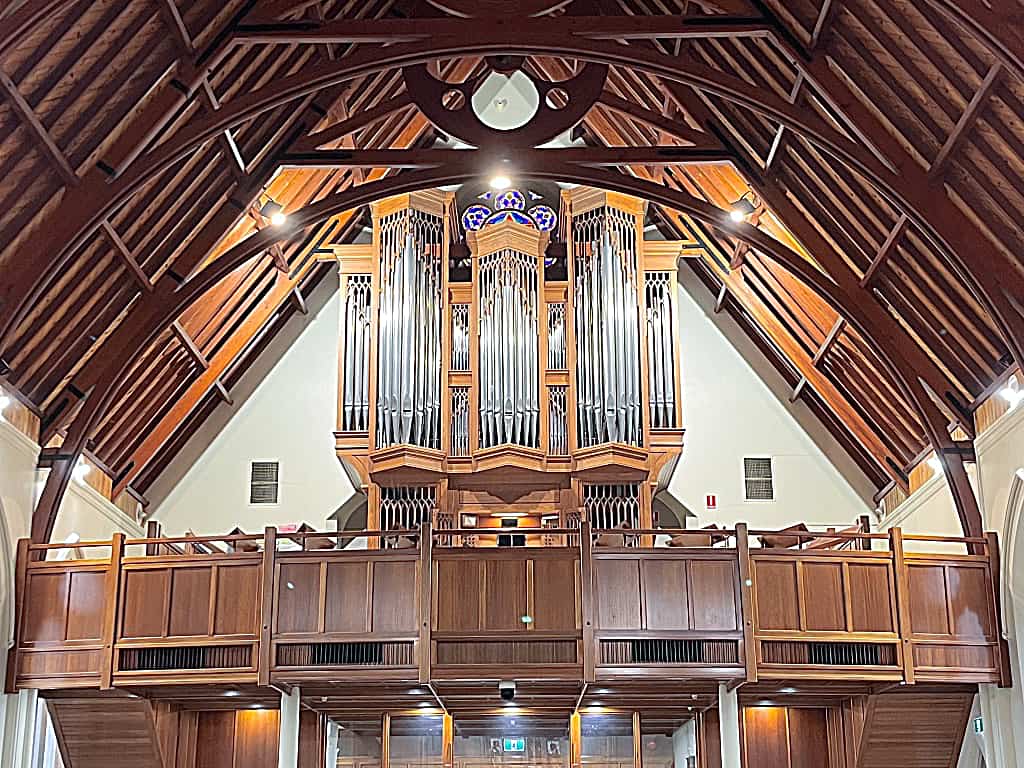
[334,187,684,541]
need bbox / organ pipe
[478,247,540,448]
[644,271,677,429]
[341,274,371,431]
[572,205,643,447]
[375,206,443,450]
[333,188,683,542]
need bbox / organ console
[334,186,685,542]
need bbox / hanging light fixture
[728,191,758,223]
[260,199,286,226]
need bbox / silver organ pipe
[376,208,443,449]
[547,303,566,370]
[644,271,677,428]
[450,387,470,456]
[450,304,470,371]
[341,274,372,431]
[573,207,643,447]
[478,248,540,449]
[548,385,568,455]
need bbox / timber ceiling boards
[0,0,1022,531]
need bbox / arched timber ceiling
[0,0,1021,541]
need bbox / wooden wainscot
[113,543,264,686]
[8,538,118,690]
[589,535,746,682]
[430,545,582,679]
[269,545,421,684]
[750,539,903,682]
[901,532,1004,683]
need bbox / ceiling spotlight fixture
[223,688,241,697]
[490,175,512,190]
[779,687,797,694]
[260,199,286,226]
[728,191,758,223]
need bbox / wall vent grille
[249,461,279,504]
[743,457,774,501]
[435,640,577,665]
[599,639,739,665]
[761,640,898,666]
[276,641,414,667]
[119,644,251,671]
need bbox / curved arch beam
[30,160,983,544]
[923,0,1024,84]
[6,26,1021,379]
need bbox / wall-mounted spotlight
[728,191,758,223]
[260,199,287,226]
[490,174,512,190]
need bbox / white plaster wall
[0,417,141,768]
[877,402,1024,768]
[668,273,870,530]
[151,280,353,535]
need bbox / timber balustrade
[6,522,1011,692]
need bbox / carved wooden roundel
[425,0,575,18]
[403,62,608,149]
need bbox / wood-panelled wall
[593,552,739,632]
[433,548,580,668]
[742,706,830,768]
[9,530,1008,691]
[155,705,323,768]
[751,553,897,636]
[274,551,419,637]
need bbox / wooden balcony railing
[5,523,1011,692]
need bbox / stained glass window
[460,187,558,233]
[529,205,557,232]
[494,189,527,210]
[462,204,491,231]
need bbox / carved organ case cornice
[334,186,684,541]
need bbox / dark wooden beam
[809,0,839,51]
[773,32,1024,371]
[928,63,1002,182]
[812,318,845,366]
[233,15,774,44]
[170,322,209,369]
[281,146,734,168]
[859,215,908,288]
[100,221,154,293]
[298,94,415,151]
[0,66,77,186]
[596,91,711,146]
[923,0,1024,84]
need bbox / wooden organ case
[334,187,684,542]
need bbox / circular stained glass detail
[529,205,557,232]
[485,210,535,228]
[462,204,491,231]
[494,189,527,211]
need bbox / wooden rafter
[0,67,77,186]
